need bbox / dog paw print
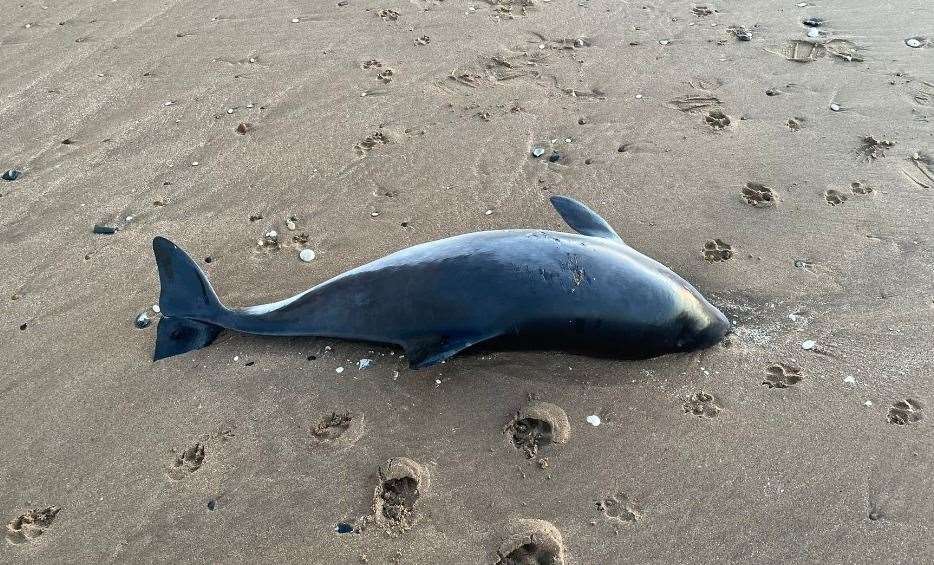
[310,411,365,449]
[414,35,430,46]
[166,442,205,480]
[824,189,848,205]
[705,109,731,129]
[5,507,60,545]
[596,493,641,524]
[312,412,352,441]
[354,131,389,156]
[850,180,874,194]
[378,9,400,21]
[857,136,894,161]
[887,399,923,425]
[703,239,733,262]
[763,363,803,388]
[741,182,775,207]
[376,68,394,84]
[786,117,804,131]
[683,392,721,418]
[361,59,382,70]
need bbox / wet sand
[2,0,933,562]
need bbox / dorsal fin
[549,196,622,242]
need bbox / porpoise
[151,196,729,368]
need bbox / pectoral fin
[549,195,622,242]
[403,331,499,369]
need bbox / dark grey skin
[152,196,730,368]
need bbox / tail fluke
[152,237,226,361]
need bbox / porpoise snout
[703,306,731,347]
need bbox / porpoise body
[152,196,729,368]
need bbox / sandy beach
[2,0,933,562]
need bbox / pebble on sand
[300,248,316,262]
[548,153,560,163]
[802,17,824,27]
[801,339,816,350]
[586,415,601,426]
[531,147,545,158]
[291,18,300,23]
[134,312,151,329]
[93,224,118,235]
[357,358,372,369]
[335,366,344,373]
[843,376,857,386]
[905,37,925,48]
[2,169,21,181]
[191,161,200,166]
[236,122,253,134]
[829,103,841,112]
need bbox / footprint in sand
[310,411,365,449]
[786,117,805,131]
[166,442,205,481]
[506,401,570,459]
[370,457,430,530]
[596,493,641,525]
[887,399,924,425]
[857,136,895,161]
[683,392,721,418]
[703,239,733,262]
[704,109,731,129]
[354,131,389,156]
[824,189,848,206]
[741,182,775,208]
[5,507,60,545]
[376,68,395,84]
[762,363,803,388]
[850,180,874,194]
[494,518,566,565]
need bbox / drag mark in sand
[770,39,864,63]
[902,151,934,188]
[666,94,722,113]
